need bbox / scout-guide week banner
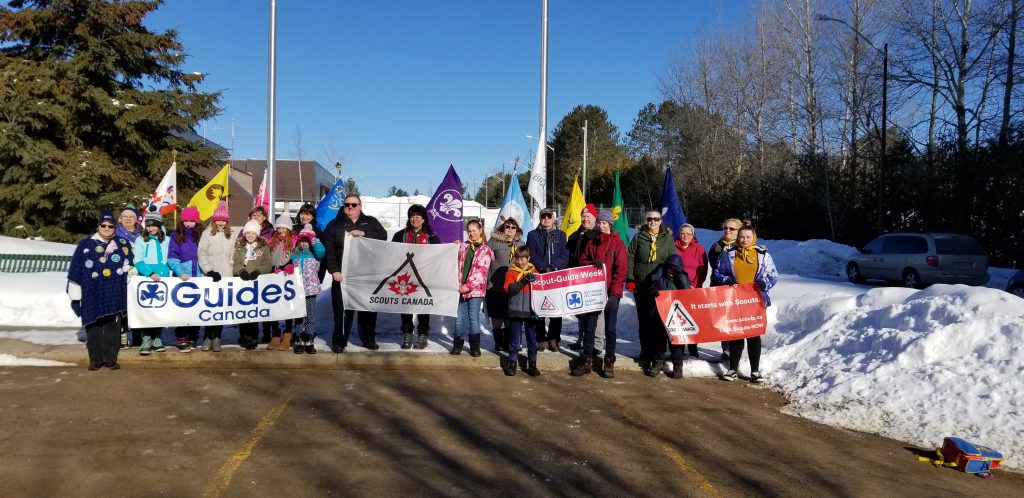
[341,235,459,316]
[654,284,767,344]
[127,273,307,328]
[531,266,607,318]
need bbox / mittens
[238,270,251,281]
[206,271,222,282]
[284,264,295,275]
[625,282,636,293]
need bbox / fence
[0,253,72,273]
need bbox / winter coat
[579,231,629,299]
[198,226,234,277]
[648,254,692,295]
[674,238,709,288]
[291,240,325,295]
[322,213,387,274]
[526,226,569,273]
[132,233,171,277]
[486,228,522,291]
[67,234,134,327]
[707,237,735,286]
[457,240,494,298]
[233,241,273,276]
[567,227,598,267]
[503,262,537,319]
[712,245,779,307]
[391,226,442,245]
[626,227,675,284]
[168,227,202,277]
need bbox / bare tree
[291,126,306,204]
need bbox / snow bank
[0,235,75,256]
[0,272,80,328]
[762,284,1024,469]
[0,354,72,367]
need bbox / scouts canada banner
[530,266,607,317]
[127,273,307,328]
[341,235,459,316]
[654,284,767,344]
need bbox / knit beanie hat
[180,206,201,223]
[243,219,262,235]
[582,203,597,219]
[274,213,293,230]
[597,209,614,225]
[120,204,138,218]
[296,223,316,243]
[212,201,230,222]
[143,206,163,227]
[98,210,116,226]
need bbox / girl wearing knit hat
[290,223,325,354]
[266,212,296,350]
[198,201,234,351]
[168,206,205,352]
[233,219,272,349]
[132,206,171,356]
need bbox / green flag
[611,170,630,244]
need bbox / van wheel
[846,263,864,283]
[1010,284,1024,298]
[903,269,921,289]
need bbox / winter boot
[670,358,684,379]
[468,334,481,357]
[601,357,615,379]
[139,336,153,356]
[503,358,517,376]
[749,371,764,384]
[414,334,428,350]
[211,338,222,352]
[721,370,738,381]
[401,333,414,350]
[278,332,292,351]
[570,356,593,376]
[267,335,282,350]
[294,336,305,354]
[526,361,541,377]
[492,328,506,353]
[201,338,212,351]
[644,358,663,378]
[175,337,190,352]
[450,337,464,355]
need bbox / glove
[284,264,295,275]
[625,281,636,294]
[651,288,661,298]
[70,300,82,317]
[207,271,222,282]
[274,267,283,274]
[525,273,537,282]
[238,270,251,281]
[592,261,604,269]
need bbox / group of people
[67,193,777,383]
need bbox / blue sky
[146,1,749,197]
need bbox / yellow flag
[187,164,231,221]
[560,176,585,236]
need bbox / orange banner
[654,284,767,345]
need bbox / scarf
[736,236,758,264]
[648,230,659,263]
[405,228,428,244]
[507,261,536,281]
[244,241,260,264]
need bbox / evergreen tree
[0,0,222,241]
[549,105,627,206]
[344,177,359,195]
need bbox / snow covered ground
[1,230,1022,470]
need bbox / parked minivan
[846,232,990,288]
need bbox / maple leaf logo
[388,273,419,295]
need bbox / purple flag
[426,164,464,243]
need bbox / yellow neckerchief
[508,241,518,264]
[719,237,736,252]
[467,235,484,246]
[736,236,759,264]
[647,229,660,263]
[508,261,536,281]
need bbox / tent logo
[540,296,557,311]
[664,300,698,336]
[374,252,431,297]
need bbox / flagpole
[539,0,549,206]
[266,0,277,219]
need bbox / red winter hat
[581,203,597,219]
[212,201,230,222]
[295,223,316,243]
[180,206,201,223]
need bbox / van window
[882,235,928,254]
[935,238,986,255]
[863,237,884,253]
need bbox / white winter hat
[274,213,293,230]
[243,219,262,235]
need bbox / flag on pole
[611,169,631,245]
[660,167,687,235]
[187,164,231,221]
[425,164,464,243]
[560,176,585,236]
[527,135,547,220]
[253,167,269,212]
[495,173,534,233]
[315,177,346,231]
[146,162,177,215]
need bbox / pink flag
[254,167,269,212]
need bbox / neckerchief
[507,261,536,281]
[736,236,759,264]
[648,230,659,263]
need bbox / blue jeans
[456,297,483,339]
[508,318,538,363]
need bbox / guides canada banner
[127,273,307,328]
[530,266,607,318]
[654,284,767,344]
[341,235,460,316]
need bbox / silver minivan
[846,232,990,288]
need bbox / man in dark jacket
[390,204,441,350]
[525,207,570,351]
[322,194,388,353]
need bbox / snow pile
[762,284,1024,469]
[0,272,80,328]
[0,235,75,256]
[0,354,72,367]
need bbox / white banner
[127,273,307,328]
[530,266,608,317]
[341,235,459,316]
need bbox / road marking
[206,385,295,497]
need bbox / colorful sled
[918,437,1003,479]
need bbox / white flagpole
[266,0,277,219]
[539,0,548,206]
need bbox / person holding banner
[708,218,742,362]
[197,201,234,352]
[67,211,134,370]
[648,254,693,378]
[453,220,494,356]
[391,204,441,349]
[626,210,675,376]
[712,224,778,384]
[485,218,523,352]
[322,194,388,353]
[132,208,171,356]
[234,219,273,350]
[573,209,628,377]
[168,206,204,351]
[503,247,541,377]
[675,223,709,359]
[567,204,602,354]
[526,208,569,351]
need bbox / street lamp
[526,135,555,206]
[816,14,887,232]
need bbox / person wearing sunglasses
[485,217,523,353]
[322,194,387,353]
[67,210,135,371]
[708,217,742,362]
[525,207,570,352]
[626,210,675,377]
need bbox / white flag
[527,134,547,219]
[147,162,177,215]
[341,235,459,316]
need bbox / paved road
[0,367,1018,497]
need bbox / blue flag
[315,177,346,231]
[426,164,465,243]
[660,167,687,235]
[495,175,534,233]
